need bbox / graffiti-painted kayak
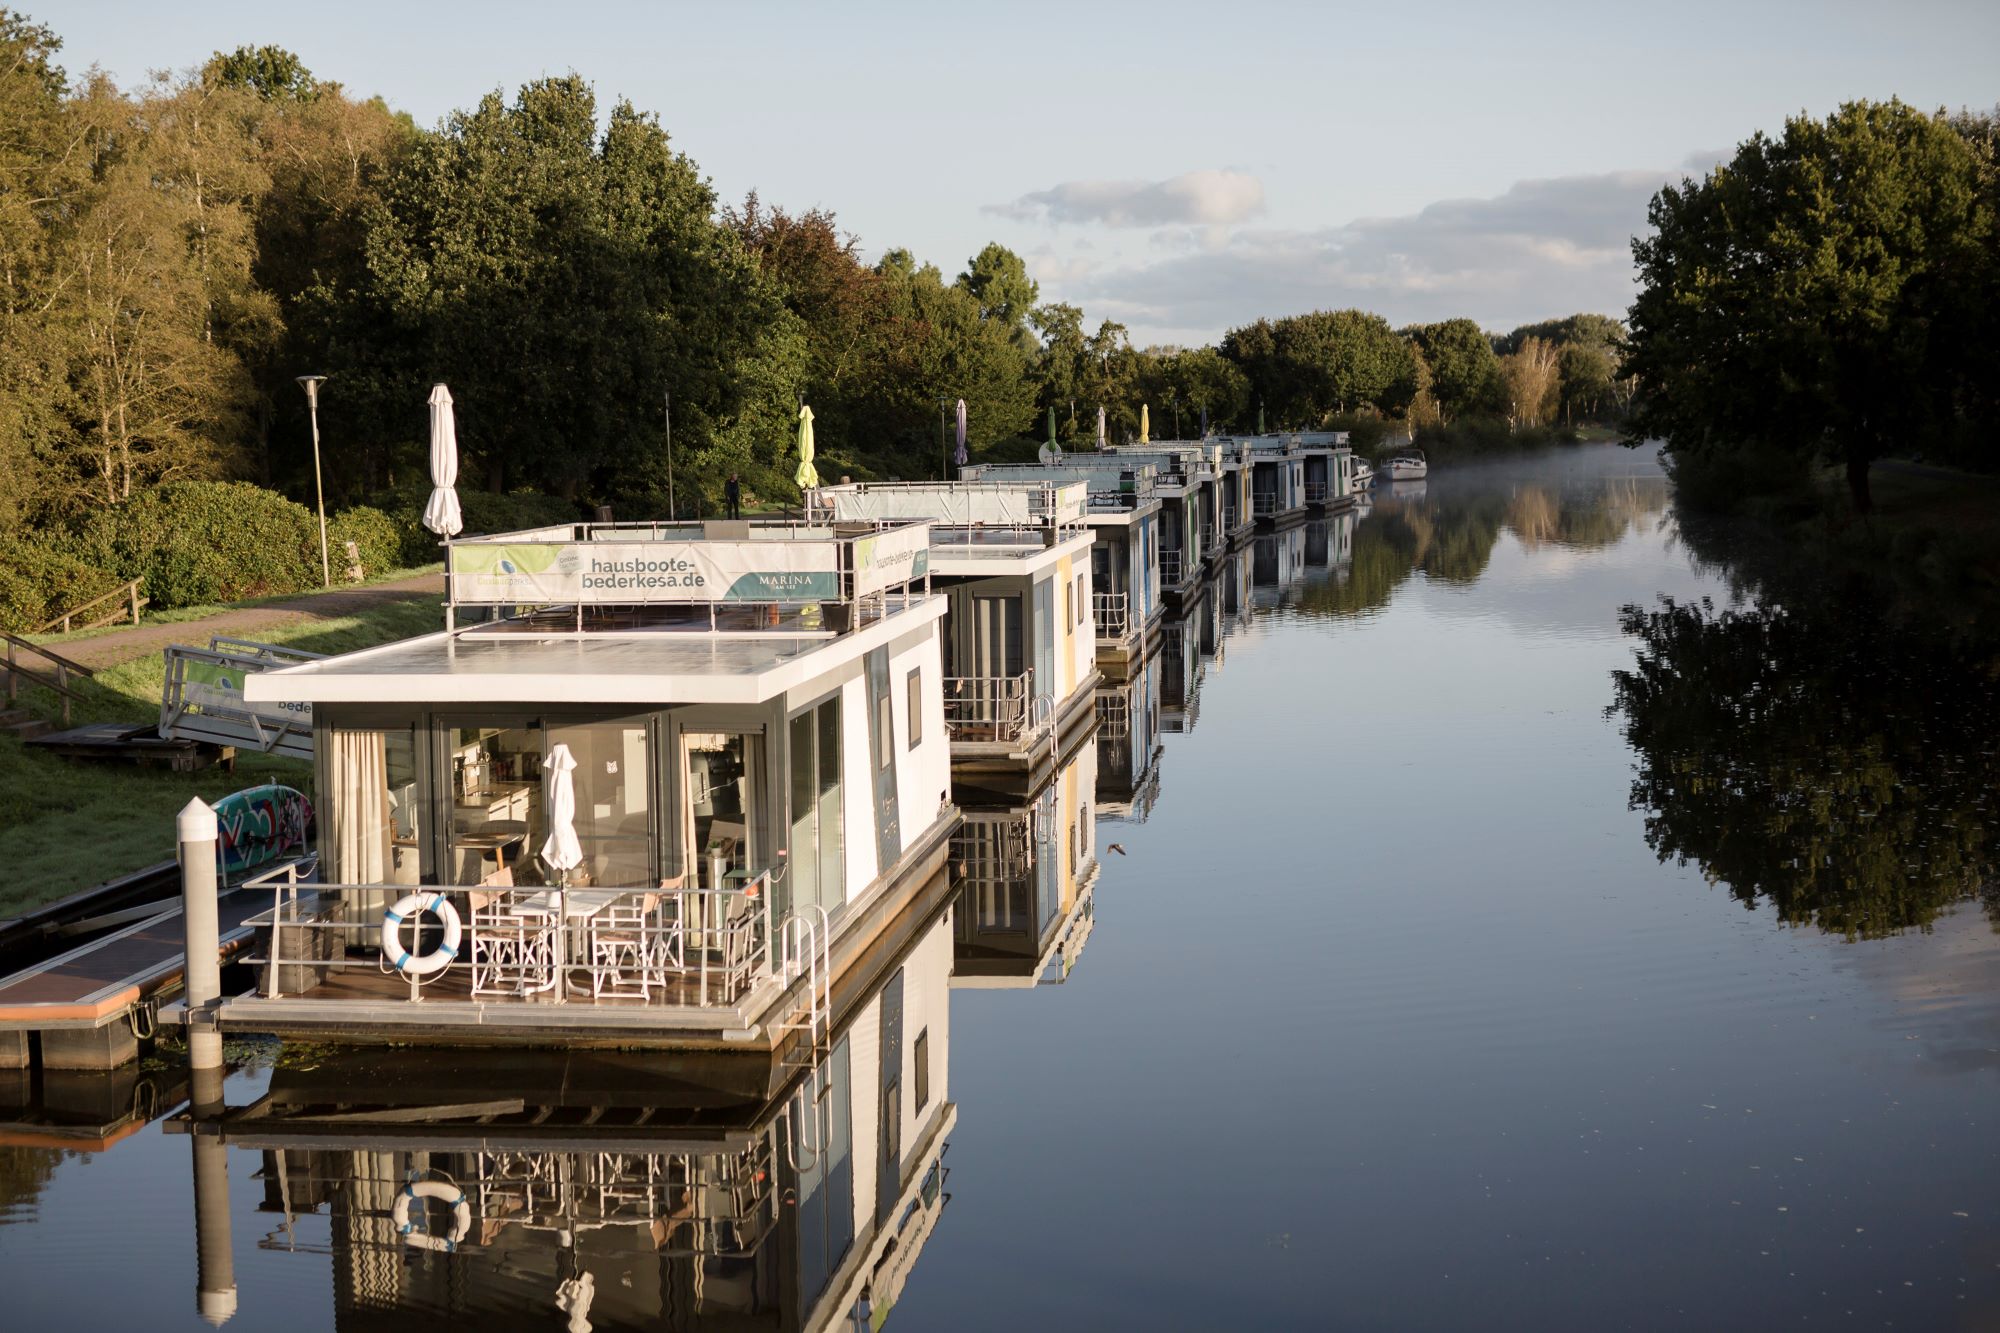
[213,783,313,878]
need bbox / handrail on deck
[1092,591,1131,640]
[943,671,1037,745]
[35,578,147,634]
[243,861,778,1010]
[1159,550,1185,585]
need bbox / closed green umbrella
[1038,403,1062,464]
[794,404,819,490]
[1258,402,1266,434]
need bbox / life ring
[393,1178,471,1252]
[381,892,462,975]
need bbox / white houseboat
[1099,441,1224,604]
[224,517,957,1051]
[805,480,1101,778]
[178,898,959,1332]
[952,462,1165,681]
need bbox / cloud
[987,169,1266,228]
[1056,167,1679,344]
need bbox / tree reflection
[1298,476,1668,617]
[1611,595,2000,937]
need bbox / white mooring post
[178,798,223,1079]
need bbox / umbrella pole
[442,536,454,633]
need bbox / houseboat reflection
[177,902,959,1332]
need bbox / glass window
[906,668,923,750]
[686,728,758,887]
[442,718,655,888]
[914,1028,931,1111]
[788,695,846,913]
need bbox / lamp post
[937,399,949,480]
[295,375,330,587]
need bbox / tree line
[0,10,1628,563]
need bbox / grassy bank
[0,595,441,914]
[1670,451,2000,635]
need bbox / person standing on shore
[725,472,742,519]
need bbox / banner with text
[452,540,842,604]
[851,524,932,598]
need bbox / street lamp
[295,375,330,588]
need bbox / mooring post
[179,798,223,1078]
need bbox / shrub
[330,506,402,578]
[70,481,319,610]
[0,536,123,633]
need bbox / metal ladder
[775,905,833,1176]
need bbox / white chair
[587,892,661,1000]
[470,888,557,996]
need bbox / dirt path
[49,573,445,670]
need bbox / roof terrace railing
[443,517,933,631]
[805,480,1089,544]
[959,462,1159,512]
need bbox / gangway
[159,637,324,761]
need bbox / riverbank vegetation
[1624,98,2000,606]
[0,592,440,908]
[0,9,1626,633]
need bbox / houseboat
[225,516,957,1051]
[805,481,1101,779]
[175,898,959,1332]
[1245,434,1309,527]
[951,462,1165,682]
[950,738,1099,988]
[1099,441,1224,605]
[1286,431,1360,510]
[1215,439,1258,549]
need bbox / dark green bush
[330,506,402,578]
[384,483,583,565]
[70,481,319,610]
[0,536,123,632]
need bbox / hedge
[0,536,123,633]
[385,484,582,565]
[68,480,321,611]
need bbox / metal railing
[1160,549,1184,585]
[1305,481,1329,503]
[1253,493,1281,517]
[943,671,1035,745]
[244,861,776,1009]
[1092,591,1130,641]
[36,578,147,634]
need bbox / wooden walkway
[0,890,262,1029]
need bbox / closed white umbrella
[539,742,584,996]
[540,744,583,878]
[422,384,463,538]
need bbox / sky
[31,0,2000,345]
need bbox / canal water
[5,442,1999,1330]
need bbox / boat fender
[393,1179,471,1252]
[381,892,462,975]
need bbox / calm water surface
[5,443,1999,1331]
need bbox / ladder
[775,904,832,1176]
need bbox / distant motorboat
[1376,449,1427,482]
[1349,458,1375,494]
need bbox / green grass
[0,595,443,914]
[23,562,442,648]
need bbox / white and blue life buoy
[381,892,462,976]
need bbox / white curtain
[328,730,391,933]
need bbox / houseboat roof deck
[956,462,1162,514]
[244,594,947,705]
